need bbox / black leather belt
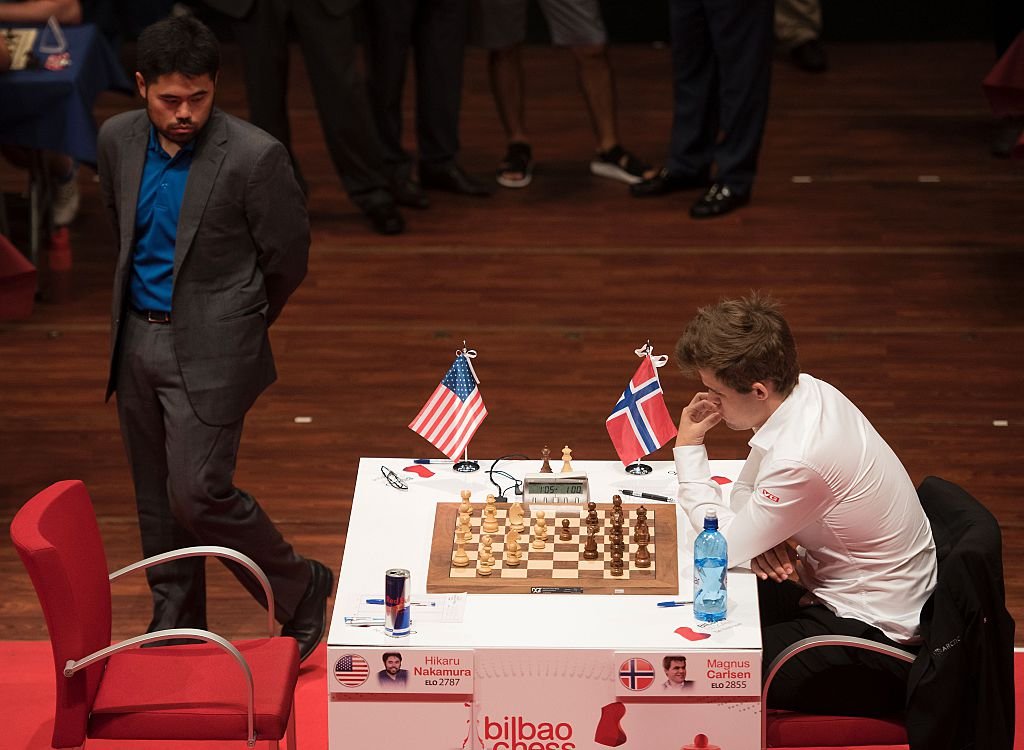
[130,308,171,324]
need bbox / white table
[327,458,762,750]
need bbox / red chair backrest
[10,480,113,748]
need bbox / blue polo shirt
[129,127,195,313]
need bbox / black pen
[619,489,674,503]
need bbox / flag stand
[624,461,652,475]
[453,448,480,473]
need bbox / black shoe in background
[392,178,431,209]
[281,560,334,663]
[419,162,492,197]
[630,167,710,198]
[790,39,828,73]
[366,203,406,235]
[689,183,750,219]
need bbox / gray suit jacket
[97,108,309,426]
[203,0,361,19]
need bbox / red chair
[10,480,300,749]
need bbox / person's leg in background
[413,0,491,196]
[290,0,407,233]
[775,0,827,73]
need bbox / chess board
[426,501,679,594]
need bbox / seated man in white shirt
[672,293,937,716]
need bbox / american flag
[606,356,677,465]
[409,353,487,460]
[334,654,370,687]
[618,657,656,691]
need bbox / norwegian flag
[334,654,369,687]
[606,355,677,465]
[618,657,656,691]
[410,353,487,460]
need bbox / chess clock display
[521,473,590,504]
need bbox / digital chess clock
[521,473,590,504]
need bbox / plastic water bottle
[694,508,728,622]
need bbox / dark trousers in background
[760,578,916,717]
[230,0,395,210]
[667,0,774,195]
[115,312,309,631]
[363,0,469,178]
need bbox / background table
[327,458,763,750]
[0,24,130,262]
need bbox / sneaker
[52,171,80,226]
[590,145,653,185]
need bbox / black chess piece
[559,518,572,541]
[583,528,599,560]
[635,542,651,568]
[540,445,553,473]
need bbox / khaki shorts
[472,0,607,49]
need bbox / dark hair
[382,652,402,664]
[663,655,686,670]
[136,15,220,84]
[675,292,800,397]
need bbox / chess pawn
[459,489,472,516]
[634,519,650,546]
[540,445,553,474]
[504,529,522,566]
[635,542,651,568]
[482,496,500,534]
[612,531,625,556]
[559,518,572,541]
[532,510,548,549]
[560,445,573,473]
[477,535,494,576]
[586,501,599,532]
[611,550,624,576]
[453,537,470,567]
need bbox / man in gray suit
[97,15,331,662]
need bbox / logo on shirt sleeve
[760,488,781,503]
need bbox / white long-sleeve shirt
[674,373,936,643]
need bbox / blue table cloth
[0,24,131,166]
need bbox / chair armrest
[109,545,276,637]
[761,634,915,749]
[63,628,260,747]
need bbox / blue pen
[365,598,436,606]
[413,459,454,464]
[657,601,691,607]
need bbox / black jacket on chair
[905,476,1015,750]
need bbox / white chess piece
[532,510,548,549]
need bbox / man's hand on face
[675,391,723,446]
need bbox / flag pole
[453,446,480,473]
[453,342,481,472]
[625,340,658,475]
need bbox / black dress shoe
[629,167,710,197]
[392,178,430,209]
[419,162,492,197]
[689,183,750,219]
[366,203,406,235]
[790,39,828,73]
[282,560,333,663]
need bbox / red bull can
[384,568,411,637]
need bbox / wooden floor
[1,41,1022,644]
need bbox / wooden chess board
[426,501,679,594]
